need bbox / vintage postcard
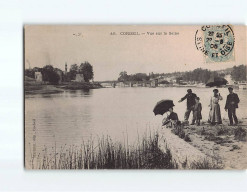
[24,25,247,169]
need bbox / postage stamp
[195,25,235,63]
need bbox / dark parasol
[206,77,228,87]
[153,99,175,116]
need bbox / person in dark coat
[225,87,240,126]
[178,89,197,125]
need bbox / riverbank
[25,85,64,94]
[25,82,103,94]
[27,119,245,169]
[63,82,102,90]
[161,118,247,169]
[26,130,222,169]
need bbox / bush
[178,130,185,139]
[33,133,179,169]
[234,127,247,141]
[189,158,223,169]
[184,134,192,142]
[230,145,241,151]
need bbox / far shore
[24,80,246,95]
[25,85,64,95]
[24,81,103,95]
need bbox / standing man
[225,87,240,126]
[178,89,197,125]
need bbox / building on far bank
[35,72,43,82]
[224,74,234,85]
[158,80,170,87]
[150,79,158,87]
[75,74,85,82]
[157,76,176,84]
[118,82,125,87]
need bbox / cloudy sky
[25,25,246,81]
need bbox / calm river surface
[25,87,247,166]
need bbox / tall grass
[186,158,223,169]
[28,131,223,169]
[34,132,178,169]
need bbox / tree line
[25,61,94,84]
[117,69,220,83]
[181,65,246,83]
[178,68,220,83]
[117,65,246,83]
[231,65,246,81]
[68,61,94,82]
[118,71,149,82]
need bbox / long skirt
[208,103,222,124]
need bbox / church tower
[65,62,67,75]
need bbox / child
[162,107,179,128]
[193,97,202,125]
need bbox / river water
[25,87,247,166]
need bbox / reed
[29,131,223,169]
[34,132,178,169]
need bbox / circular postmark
[195,25,235,63]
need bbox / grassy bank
[64,82,102,90]
[25,84,64,94]
[25,81,102,94]
[168,119,247,169]
[28,131,222,169]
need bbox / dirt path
[159,118,247,169]
[184,120,247,170]
[158,127,209,169]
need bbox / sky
[25,25,246,81]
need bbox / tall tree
[41,65,60,84]
[25,67,43,78]
[231,65,246,81]
[118,71,129,82]
[69,64,78,80]
[25,69,35,78]
[79,61,94,82]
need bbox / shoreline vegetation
[117,65,246,85]
[167,118,247,169]
[24,64,246,94]
[24,81,103,94]
[28,130,223,170]
[27,118,247,169]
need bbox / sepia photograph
[24,25,247,170]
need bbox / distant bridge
[98,80,157,88]
[99,81,117,88]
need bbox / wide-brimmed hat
[228,87,233,90]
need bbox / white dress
[208,95,223,124]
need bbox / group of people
[163,87,240,127]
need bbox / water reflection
[67,89,92,97]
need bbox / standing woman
[208,89,223,125]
